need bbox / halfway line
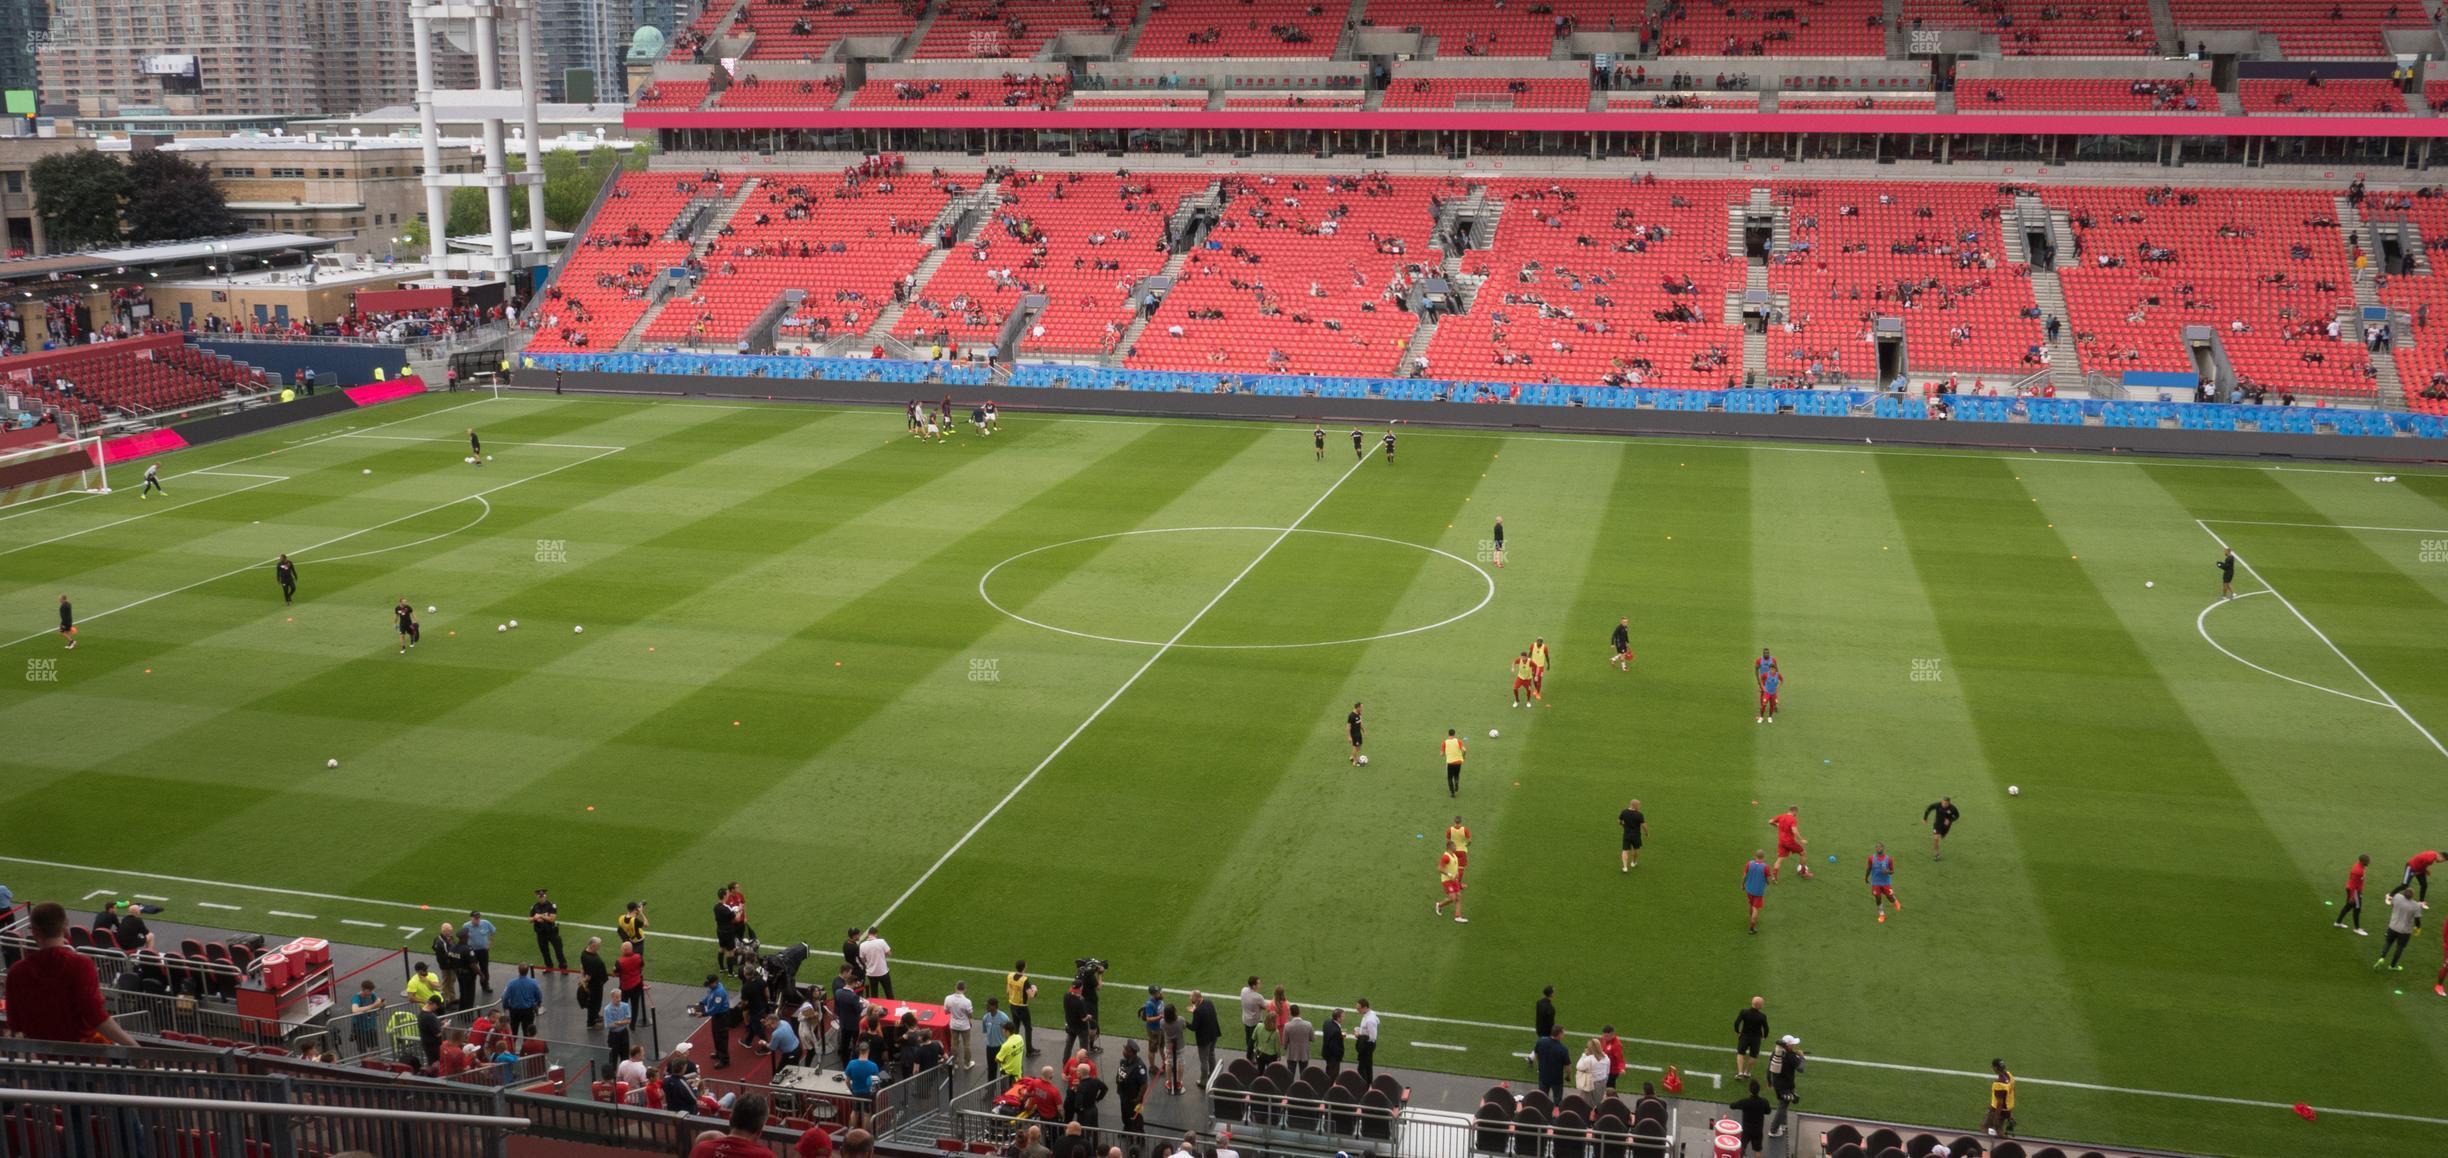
[869,450,1376,927]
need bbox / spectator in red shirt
[690,1092,778,1158]
[794,1123,836,1158]
[3,902,136,1045]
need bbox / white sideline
[0,474,290,558]
[2194,520,2448,764]
[869,449,1376,928]
[2206,518,2448,535]
[3,852,2442,1130]
[0,446,621,651]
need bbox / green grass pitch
[3,391,2446,1156]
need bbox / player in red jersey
[1434,839,1467,923]
[2335,854,2370,935]
[1769,806,1812,881]
[2405,849,2442,901]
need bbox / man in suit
[1186,989,1222,1089]
[1320,1008,1346,1077]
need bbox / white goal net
[0,437,109,511]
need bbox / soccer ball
[497,624,507,632]
[326,758,339,769]
[2144,581,2154,589]
[427,605,437,613]
[362,468,372,475]
[465,456,476,464]
[485,455,494,462]
[573,625,584,634]
[1488,729,1499,738]
[1357,755,1369,766]
[507,619,518,629]
[2008,785,2021,796]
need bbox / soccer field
[4,391,2446,1155]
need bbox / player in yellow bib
[1528,638,1550,700]
[1446,816,1472,870]
[1441,730,1467,797]
[1511,652,1536,708]
[1434,840,1468,923]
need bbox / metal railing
[0,1052,520,1158]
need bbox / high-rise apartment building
[36,0,479,118]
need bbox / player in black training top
[1350,428,1365,460]
[275,554,298,604]
[395,598,418,653]
[1618,798,1647,871]
[1381,429,1396,464]
[1492,516,1505,568]
[1314,426,1327,460]
[467,428,484,467]
[1923,796,1960,860]
[1609,617,1634,671]
[1346,701,1365,765]
[57,594,75,649]
[2217,548,2236,600]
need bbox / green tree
[124,150,239,244]
[28,150,128,251]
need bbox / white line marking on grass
[2205,518,2448,535]
[2195,593,2389,707]
[336,433,631,452]
[397,927,422,938]
[1409,1041,1467,1051]
[0,475,288,557]
[871,451,1375,927]
[266,910,317,920]
[979,527,1494,650]
[0,447,620,651]
[195,902,241,911]
[5,853,2443,1129]
[131,894,167,902]
[2195,520,2448,764]
[81,889,115,900]
[307,496,490,566]
[340,919,386,929]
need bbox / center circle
[979,527,1495,650]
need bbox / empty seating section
[1132,0,1339,57]
[650,171,955,346]
[632,80,711,109]
[1778,95,1934,110]
[736,0,921,59]
[1657,0,1886,57]
[2165,0,2419,56]
[1961,78,2207,112]
[1069,94,1211,108]
[525,172,702,354]
[13,343,249,422]
[2047,186,2370,398]
[1126,174,1445,376]
[1606,94,1761,109]
[901,173,1205,354]
[717,76,845,107]
[1381,77,1590,110]
[2238,78,2404,115]
[914,0,1134,58]
[1769,183,2043,380]
[1900,0,2156,54]
[1224,92,1364,108]
[1358,0,1607,56]
[1424,180,1746,389]
[850,74,1071,108]
[2370,194,2448,412]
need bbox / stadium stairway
[864,178,1004,343]
[621,177,768,349]
[2338,194,2412,410]
[2147,0,2180,53]
[2027,268,2089,395]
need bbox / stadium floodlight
[411,0,551,281]
[0,437,109,511]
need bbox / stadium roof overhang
[624,109,2448,139]
[0,233,339,288]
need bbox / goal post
[0,437,108,511]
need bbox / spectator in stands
[1533,1023,1571,1102]
[606,988,635,1070]
[350,979,385,1053]
[689,1091,775,1157]
[3,902,136,1045]
[405,963,443,1011]
[415,998,446,1070]
[661,1060,699,1116]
